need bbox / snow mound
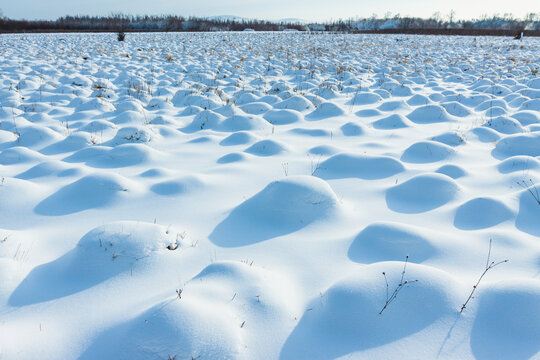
[475,99,507,112]
[528,78,540,90]
[188,135,217,144]
[244,139,288,157]
[40,133,92,155]
[308,145,340,156]
[407,105,454,124]
[65,143,157,168]
[138,168,175,178]
[511,111,540,126]
[519,99,540,112]
[147,98,173,111]
[0,130,19,147]
[281,262,458,359]
[110,110,145,125]
[263,109,303,125]
[220,114,270,132]
[528,124,540,132]
[179,105,203,116]
[82,261,299,360]
[233,92,260,105]
[82,290,241,360]
[316,153,405,180]
[485,107,507,119]
[75,98,115,112]
[515,187,540,236]
[407,94,431,106]
[483,117,523,135]
[386,173,459,213]
[356,109,382,117]
[340,122,366,136]
[436,164,467,179]
[347,92,382,105]
[454,197,514,230]
[431,132,466,147]
[471,127,501,143]
[470,279,540,360]
[15,160,78,180]
[115,100,144,113]
[258,95,281,105]
[182,110,224,132]
[15,125,63,148]
[348,222,437,263]
[493,133,540,159]
[498,156,540,174]
[401,140,456,163]
[217,152,248,164]
[148,115,177,126]
[313,87,339,99]
[183,95,222,110]
[307,102,345,119]
[441,101,472,117]
[210,176,340,246]
[0,146,45,165]
[390,85,413,97]
[35,172,140,215]
[79,120,117,133]
[220,131,259,146]
[273,95,314,112]
[0,177,45,215]
[0,107,23,120]
[377,100,411,112]
[372,114,412,129]
[9,221,182,306]
[240,102,273,115]
[483,84,511,96]
[77,221,182,259]
[111,126,155,144]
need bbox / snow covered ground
[0,32,539,359]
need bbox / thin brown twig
[460,238,508,313]
[379,256,418,314]
[517,179,540,205]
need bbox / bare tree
[448,10,456,24]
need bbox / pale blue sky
[2,0,538,21]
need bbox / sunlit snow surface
[0,32,539,359]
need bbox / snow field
[0,32,539,359]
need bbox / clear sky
[2,0,538,21]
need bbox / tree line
[0,12,539,34]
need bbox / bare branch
[460,239,508,313]
[379,256,418,314]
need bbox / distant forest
[1,12,539,35]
